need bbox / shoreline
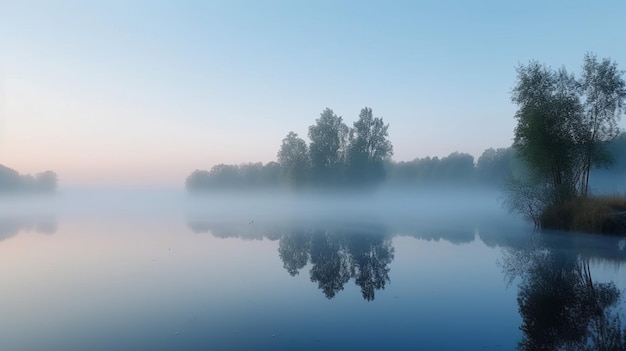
[540,195,626,235]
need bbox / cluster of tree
[279,107,393,188]
[187,107,393,191]
[506,53,626,221]
[0,164,58,193]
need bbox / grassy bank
[540,195,626,234]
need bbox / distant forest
[0,164,57,193]
[186,107,626,192]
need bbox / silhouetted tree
[0,164,58,193]
[347,107,393,186]
[308,108,349,186]
[579,53,626,196]
[185,170,211,191]
[509,54,626,221]
[512,61,584,203]
[277,131,310,188]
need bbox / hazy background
[1,0,625,187]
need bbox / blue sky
[1,0,625,186]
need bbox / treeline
[185,147,518,190]
[186,125,626,192]
[0,164,58,193]
[388,148,518,186]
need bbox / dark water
[1,192,625,350]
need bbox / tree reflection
[278,229,311,276]
[278,226,394,301]
[348,234,394,301]
[187,219,395,301]
[0,216,57,242]
[309,231,352,299]
[502,245,626,350]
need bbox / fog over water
[0,186,507,220]
[2,187,626,350]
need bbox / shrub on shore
[540,195,626,234]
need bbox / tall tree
[277,131,310,188]
[578,53,626,195]
[347,107,393,185]
[308,108,349,185]
[511,61,584,202]
[510,54,626,209]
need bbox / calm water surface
[1,192,625,350]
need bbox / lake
[1,189,625,350]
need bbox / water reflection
[280,228,394,301]
[188,220,393,300]
[0,215,57,241]
[188,216,626,348]
[502,238,626,350]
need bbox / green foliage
[185,106,394,191]
[346,107,393,186]
[512,61,583,201]
[579,53,626,195]
[184,132,626,193]
[277,131,310,188]
[308,108,350,185]
[508,54,626,223]
[580,53,626,143]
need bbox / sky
[1,0,625,187]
